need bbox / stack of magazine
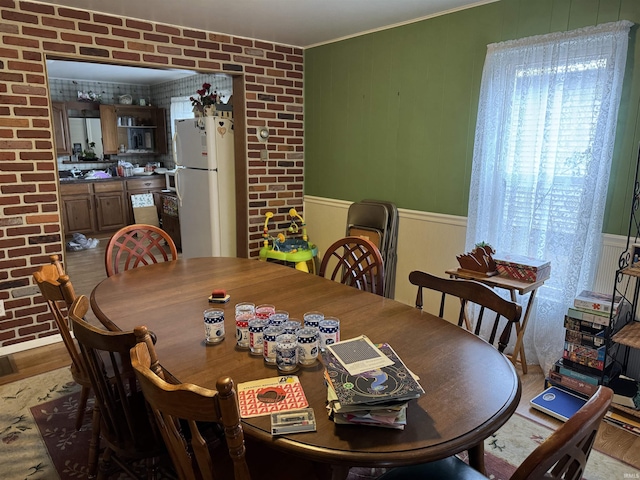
[320,335,424,429]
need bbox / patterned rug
[1,367,638,479]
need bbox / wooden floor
[2,239,639,470]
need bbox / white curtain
[466,21,632,373]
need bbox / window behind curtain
[466,21,632,372]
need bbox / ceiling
[46,0,493,48]
[45,0,494,85]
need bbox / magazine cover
[321,343,424,406]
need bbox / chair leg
[76,385,90,430]
[88,404,101,477]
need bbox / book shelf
[606,144,640,420]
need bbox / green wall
[304,0,640,235]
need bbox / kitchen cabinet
[52,101,71,155]
[60,183,95,234]
[125,177,165,224]
[100,104,167,155]
[60,177,167,236]
[94,182,127,231]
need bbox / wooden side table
[445,269,547,374]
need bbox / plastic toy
[259,208,318,273]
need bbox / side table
[445,269,546,374]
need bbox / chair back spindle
[105,223,178,277]
[409,270,522,352]
[319,236,385,296]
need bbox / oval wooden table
[91,257,521,478]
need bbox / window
[466,21,632,372]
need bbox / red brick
[2,36,38,48]
[113,27,140,39]
[0,47,19,58]
[26,73,45,84]
[19,151,53,160]
[183,49,206,58]
[60,32,93,44]
[93,13,122,26]
[142,54,168,65]
[2,10,37,24]
[42,41,75,53]
[158,45,181,56]
[79,46,109,57]
[22,50,41,61]
[42,17,75,30]
[144,33,169,43]
[8,246,40,257]
[156,24,180,36]
[172,58,196,68]
[1,184,36,193]
[58,7,90,20]
[95,37,124,48]
[78,22,108,34]
[126,18,153,31]
[184,29,206,40]
[13,107,48,116]
[113,51,139,62]
[22,26,58,39]
[0,94,27,105]
[30,95,48,106]
[20,2,54,14]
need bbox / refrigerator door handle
[175,166,185,206]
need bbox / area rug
[1,367,638,480]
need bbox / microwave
[165,171,177,192]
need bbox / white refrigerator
[174,116,236,258]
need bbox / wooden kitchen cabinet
[52,101,71,155]
[94,182,127,231]
[125,177,165,224]
[60,183,95,234]
[100,104,167,155]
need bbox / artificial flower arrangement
[190,82,220,114]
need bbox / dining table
[90,257,521,479]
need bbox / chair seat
[378,456,487,480]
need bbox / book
[574,290,622,315]
[321,342,424,407]
[564,328,605,349]
[604,411,640,436]
[236,376,309,418]
[552,359,601,385]
[547,370,599,397]
[608,375,640,410]
[563,342,606,362]
[564,315,606,336]
[566,307,610,327]
[530,385,587,422]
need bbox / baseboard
[0,334,63,356]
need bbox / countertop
[59,174,164,183]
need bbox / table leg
[468,443,486,475]
[509,289,537,375]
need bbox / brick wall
[0,0,305,348]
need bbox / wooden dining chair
[377,385,613,480]
[105,223,178,277]
[318,236,385,296]
[409,270,522,353]
[130,335,330,480]
[69,295,166,479]
[33,255,90,428]
[33,255,100,476]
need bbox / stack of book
[543,290,640,425]
[552,291,620,389]
[321,340,424,429]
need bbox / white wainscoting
[304,196,640,377]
